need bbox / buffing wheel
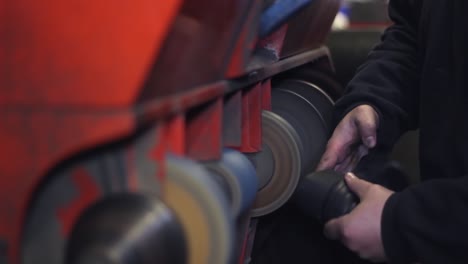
[20,155,189,264]
[21,159,136,264]
[204,148,259,217]
[272,79,335,173]
[164,156,234,264]
[66,193,186,264]
[249,111,302,217]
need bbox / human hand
[316,105,379,173]
[324,173,393,263]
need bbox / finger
[344,172,373,198]
[356,144,369,160]
[354,106,379,148]
[344,145,369,172]
[317,130,355,171]
[335,151,356,173]
[318,107,372,171]
[336,143,370,173]
[317,153,336,171]
[324,216,346,240]
[317,141,343,171]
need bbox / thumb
[354,106,379,148]
[344,172,373,198]
[324,216,346,240]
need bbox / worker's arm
[382,176,468,263]
[333,0,422,149]
[317,0,422,172]
[324,173,468,263]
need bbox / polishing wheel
[249,111,302,217]
[66,193,187,264]
[164,156,234,264]
[204,148,259,217]
[272,79,335,173]
[249,79,336,217]
[20,159,190,264]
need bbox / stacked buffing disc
[63,156,235,264]
[204,148,259,218]
[248,110,302,217]
[271,79,335,173]
[249,78,336,217]
[67,193,187,264]
[163,156,234,264]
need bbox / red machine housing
[0,0,341,263]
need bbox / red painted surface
[126,148,139,192]
[186,98,223,161]
[151,125,168,184]
[150,115,186,183]
[0,110,135,262]
[0,0,341,262]
[223,91,243,148]
[226,1,261,78]
[261,79,272,111]
[167,115,186,156]
[137,82,226,123]
[239,83,262,153]
[228,25,249,78]
[1,0,182,107]
[257,24,288,59]
[151,136,166,183]
[137,0,251,100]
[282,0,341,57]
[1,0,182,260]
[57,168,101,237]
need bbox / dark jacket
[335,0,468,263]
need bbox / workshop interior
[0,0,418,263]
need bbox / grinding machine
[0,0,355,263]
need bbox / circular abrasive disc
[250,111,302,217]
[66,193,187,264]
[205,148,258,217]
[164,156,234,264]
[272,79,335,173]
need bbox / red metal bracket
[226,1,262,78]
[261,79,272,111]
[56,169,101,237]
[239,83,262,153]
[186,98,223,161]
[223,91,243,148]
[150,114,186,182]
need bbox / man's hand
[316,104,379,173]
[324,173,393,263]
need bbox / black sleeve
[382,176,468,263]
[333,0,422,149]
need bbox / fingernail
[365,136,375,147]
[345,172,356,180]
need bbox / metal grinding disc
[164,156,234,264]
[272,79,335,173]
[66,193,187,264]
[278,79,335,126]
[249,111,302,217]
[204,148,259,217]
